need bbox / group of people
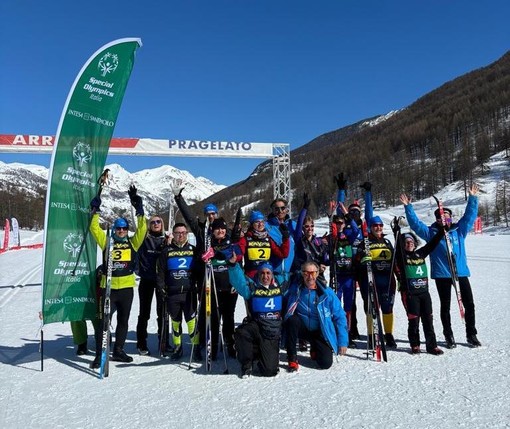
[77,174,482,378]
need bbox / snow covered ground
[1,227,509,429]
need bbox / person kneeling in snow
[284,261,348,372]
[228,256,285,378]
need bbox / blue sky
[1,1,509,186]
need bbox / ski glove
[303,192,311,210]
[128,184,138,201]
[279,223,290,240]
[334,173,347,190]
[201,247,215,263]
[128,186,144,216]
[359,182,372,192]
[225,244,241,261]
[90,196,101,212]
[133,196,144,216]
[230,207,243,242]
[391,217,401,234]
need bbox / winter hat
[258,263,273,273]
[434,207,452,219]
[370,215,384,226]
[249,211,265,224]
[348,200,361,212]
[211,217,228,230]
[203,203,218,214]
[113,217,129,229]
[402,232,419,247]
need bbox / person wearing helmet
[237,210,290,280]
[89,186,147,367]
[333,173,364,342]
[355,214,398,350]
[203,203,219,225]
[174,187,219,255]
[228,259,285,378]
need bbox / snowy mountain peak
[0,161,226,220]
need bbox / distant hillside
[205,51,510,226]
[2,52,510,230]
[0,162,225,229]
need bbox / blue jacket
[404,195,478,278]
[337,188,363,254]
[285,280,348,351]
[266,214,296,275]
[228,263,283,339]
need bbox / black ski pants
[234,320,280,377]
[401,291,438,351]
[435,277,477,338]
[284,314,333,369]
[136,277,166,348]
[96,287,133,353]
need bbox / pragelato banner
[0,135,276,158]
[42,38,142,324]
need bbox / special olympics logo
[98,52,119,77]
[73,141,92,167]
[63,233,84,258]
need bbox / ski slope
[0,229,509,428]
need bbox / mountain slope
[205,51,510,223]
[0,162,225,227]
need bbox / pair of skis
[99,227,114,379]
[361,221,388,363]
[159,300,170,357]
[328,206,338,293]
[187,218,214,372]
[203,220,213,372]
[189,219,229,374]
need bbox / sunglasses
[274,206,287,212]
[303,225,314,229]
[302,270,318,276]
[115,227,128,231]
[150,219,162,225]
[372,224,384,228]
